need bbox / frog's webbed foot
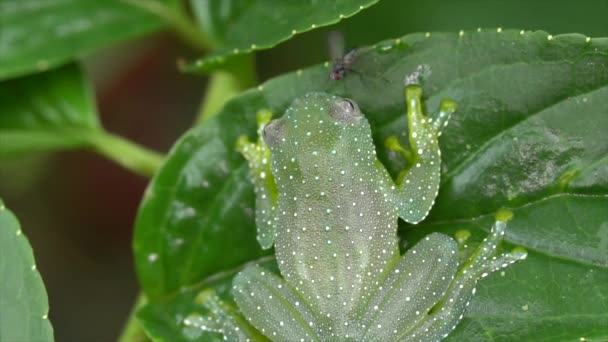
[401,210,527,342]
[385,85,457,223]
[233,265,321,341]
[237,110,279,249]
[184,289,268,341]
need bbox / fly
[328,31,361,81]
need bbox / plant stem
[87,131,164,178]
[196,54,257,123]
[122,0,212,51]
[118,293,149,342]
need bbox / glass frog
[195,85,527,341]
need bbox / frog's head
[263,92,375,188]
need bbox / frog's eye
[330,98,362,124]
[263,118,286,147]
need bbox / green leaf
[186,0,378,72]
[0,63,163,177]
[0,63,100,157]
[0,199,54,342]
[135,30,608,341]
[0,0,171,80]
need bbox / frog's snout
[262,118,286,147]
[330,98,363,124]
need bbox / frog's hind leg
[188,289,269,341]
[233,265,321,341]
[385,85,457,223]
[237,110,279,249]
[399,210,528,342]
[360,233,459,342]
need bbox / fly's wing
[346,45,384,74]
[342,47,361,65]
[327,31,345,60]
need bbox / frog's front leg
[232,265,322,341]
[237,110,279,249]
[385,85,457,223]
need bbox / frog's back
[267,93,400,335]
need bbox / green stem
[196,54,257,123]
[122,0,212,51]
[118,293,149,342]
[87,131,164,178]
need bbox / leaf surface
[0,0,171,80]
[0,199,54,342]
[0,64,100,157]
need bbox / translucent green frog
[190,86,527,341]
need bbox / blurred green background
[1,0,607,340]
